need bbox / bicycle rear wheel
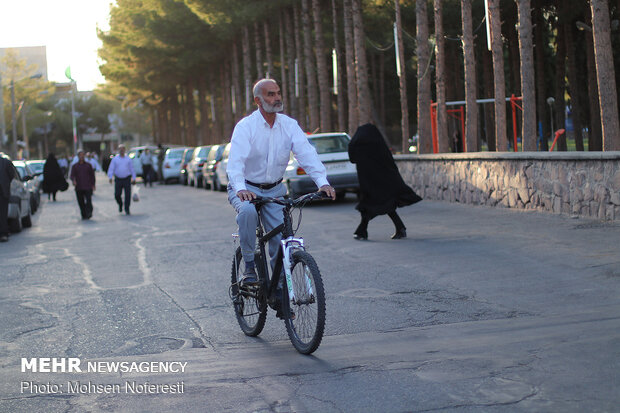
[283,251,326,354]
[231,247,267,336]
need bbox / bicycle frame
[253,194,318,308]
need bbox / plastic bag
[132,186,140,202]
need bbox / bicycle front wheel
[283,250,326,354]
[231,247,267,336]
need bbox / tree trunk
[332,0,347,132]
[554,21,567,151]
[242,26,253,114]
[221,64,233,140]
[198,75,209,145]
[516,0,537,151]
[254,22,264,79]
[209,74,221,144]
[343,0,358,133]
[482,49,497,151]
[488,0,508,151]
[313,0,332,133]
[351,0,372,126]
[185,79,197,147]
[416,0,432,153]
[169,91,182,145]
[564,22,584,151]
[535,8,549,150]
[264,21,275,79]
[278,13,288,110]
[591,0,620,150]
[294,3,307,128]
[232,40,243,122]
[461,0,478,152]
[285,9,299,122]
[379,51,386,127]
[434,0,449,152]
[302,0,320,131]
[586,26,603,151]
[395,0,409,153]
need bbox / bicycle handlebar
[250,191,330,207]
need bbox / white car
[161,147,188,183]
[214,142,231,191]
[127,146,159,178]
[284,132,358,200]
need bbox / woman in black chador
[348,124,422,240]
[43,153,67,201]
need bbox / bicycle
[229,191,329,354]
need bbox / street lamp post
[9,73,42,159]
[0,72,5,153]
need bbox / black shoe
[353,231,368,240]
[125,209,131,215]
[118,204,123,213]
[0,235,8,242]
[391,228,407,239]
[240,267,259,286]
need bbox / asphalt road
[1,174,619,412]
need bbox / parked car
[283,132,359,200]
[1,154,33,233]
[127,146,159,180]
[179,147,195,185]
[187,145,212,188]
[26,160,45,185]
[161,147,188,183]
[13,160,41,214]
[213,142,231,192]
[201,144,226,190]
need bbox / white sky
[0,0,116,91]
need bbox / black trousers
[75,189,93,218]
[114,177,131,212]
[355,210,405,236]
[0,195,8,236]
[142,164,153,186]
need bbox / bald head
[253,79,278,98]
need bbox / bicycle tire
[231,247,267,336]
[282,250,326,354]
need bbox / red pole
[549,128,565,151]
[431,101,438,153]
[460,106,465,152]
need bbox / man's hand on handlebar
[319,185,337,200]
[237,189,257,202]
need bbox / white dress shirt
[107,154,136,180]
[227,110,329,192]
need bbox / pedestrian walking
[348,123,422,240]
[43,153,68,201]
[107,144,136,215]
[0,153,16,242]
[70,150,96,220]
[140,148,154,187]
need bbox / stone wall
[395,152,620,221]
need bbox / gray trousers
[228,182,287,269]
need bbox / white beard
[259,96,284,113]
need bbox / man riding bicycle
[227,78,336,287]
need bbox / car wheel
[213,177,220,192]
[22,206,32,228]
[30,196,37,214]
[8,206,22,233]
[197,176,203,188]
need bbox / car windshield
[207,145,220,161]
[184,150,194,162]
[28,162,44,173]
[309,135,350,154]
[198,147,210,158]
[167,149,184,159]
[15,166,26,179]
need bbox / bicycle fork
[281,237,314,306]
